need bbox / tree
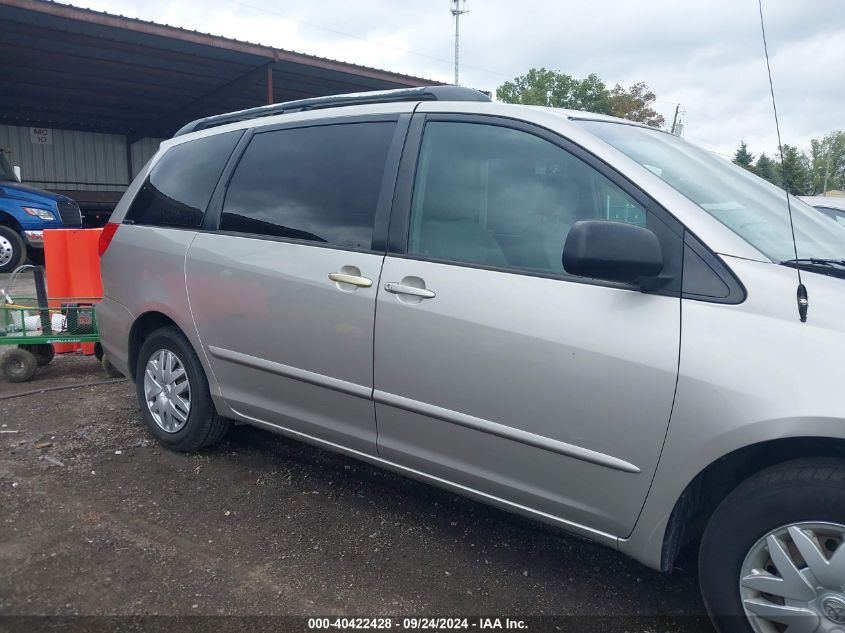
[755,153,778,185]
[775,145,812,195]
[497,69,664,127]
[733,141,756,173]
[496,68,611,112]
[808,130,845,194]
[608,82,665,128]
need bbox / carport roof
[0,0,438,140]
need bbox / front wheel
[135,326,230,452]
[699,458,845,633]
[0,226,26,274]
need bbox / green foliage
[733,141,755,172]
[755,153,778,185]
[746,132,845,195]
[496,69,663,127]
[609,82,665,127]
[496,68,610,112]
[775,144,812,196]
[808,131,845,194]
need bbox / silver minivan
[98,87,845,633]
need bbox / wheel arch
[0,211,23,231]
[659,436,845,572]
[127,310,181,381]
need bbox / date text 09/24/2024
[307,618,528,630]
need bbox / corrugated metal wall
[0,125,162,191]
[129,137,162,178]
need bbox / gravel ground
[1,269,37,298]
[0,350,713,631]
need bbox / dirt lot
[0,347,713,631]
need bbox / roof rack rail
[174,86,491,137]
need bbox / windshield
[0,152,17,182]
[577,120,845,262]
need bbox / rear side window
[126,131,240,228]
[220,122,395,250]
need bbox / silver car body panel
[96,295,134,376]
[373,256,680,538]
[99,225,218,393]
[185,233,383,455]
[621,257,845,567]
[97,96,845,573]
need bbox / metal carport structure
[0,0,436,221]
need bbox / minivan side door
[373,115,683,538]
[186,115,407,455]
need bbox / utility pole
[451,0,469,86]
[670,103,680,135]
[821,137,838,196]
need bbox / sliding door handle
[384,282,435,299]
[329,272,372,288]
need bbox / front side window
[126,131,240,228]
[407,121,649,274]
[220,122,395,250]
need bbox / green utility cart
[0,265,106,382]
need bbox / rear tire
[135,326,230,452]
[2,348,37,382]
[699,458,845,633]
[19,344,54,367]
[0,226,26,274]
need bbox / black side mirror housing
[562,220,664,286]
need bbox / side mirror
[12,166,21,182]
[562,220,664,286]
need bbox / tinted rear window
[126,131,241,228]
[220,122,395,249]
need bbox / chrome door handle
[328,272,373,288]
[384,282,435,299]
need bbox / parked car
[98,86,845,633]
[0,153,83,272]
[801,195,845,227]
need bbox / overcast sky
[62,0,844,158]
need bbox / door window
[408,121,648,274]
[221,122,395,250]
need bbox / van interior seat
[416,161,507,267]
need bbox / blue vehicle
[0,152,83,272]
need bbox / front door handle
[329,272,372,288]
[384,282,436,299]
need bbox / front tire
[699,458,845,633]
[0,226,26,273]
[135,326,230,452]
[2,348,37,382]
